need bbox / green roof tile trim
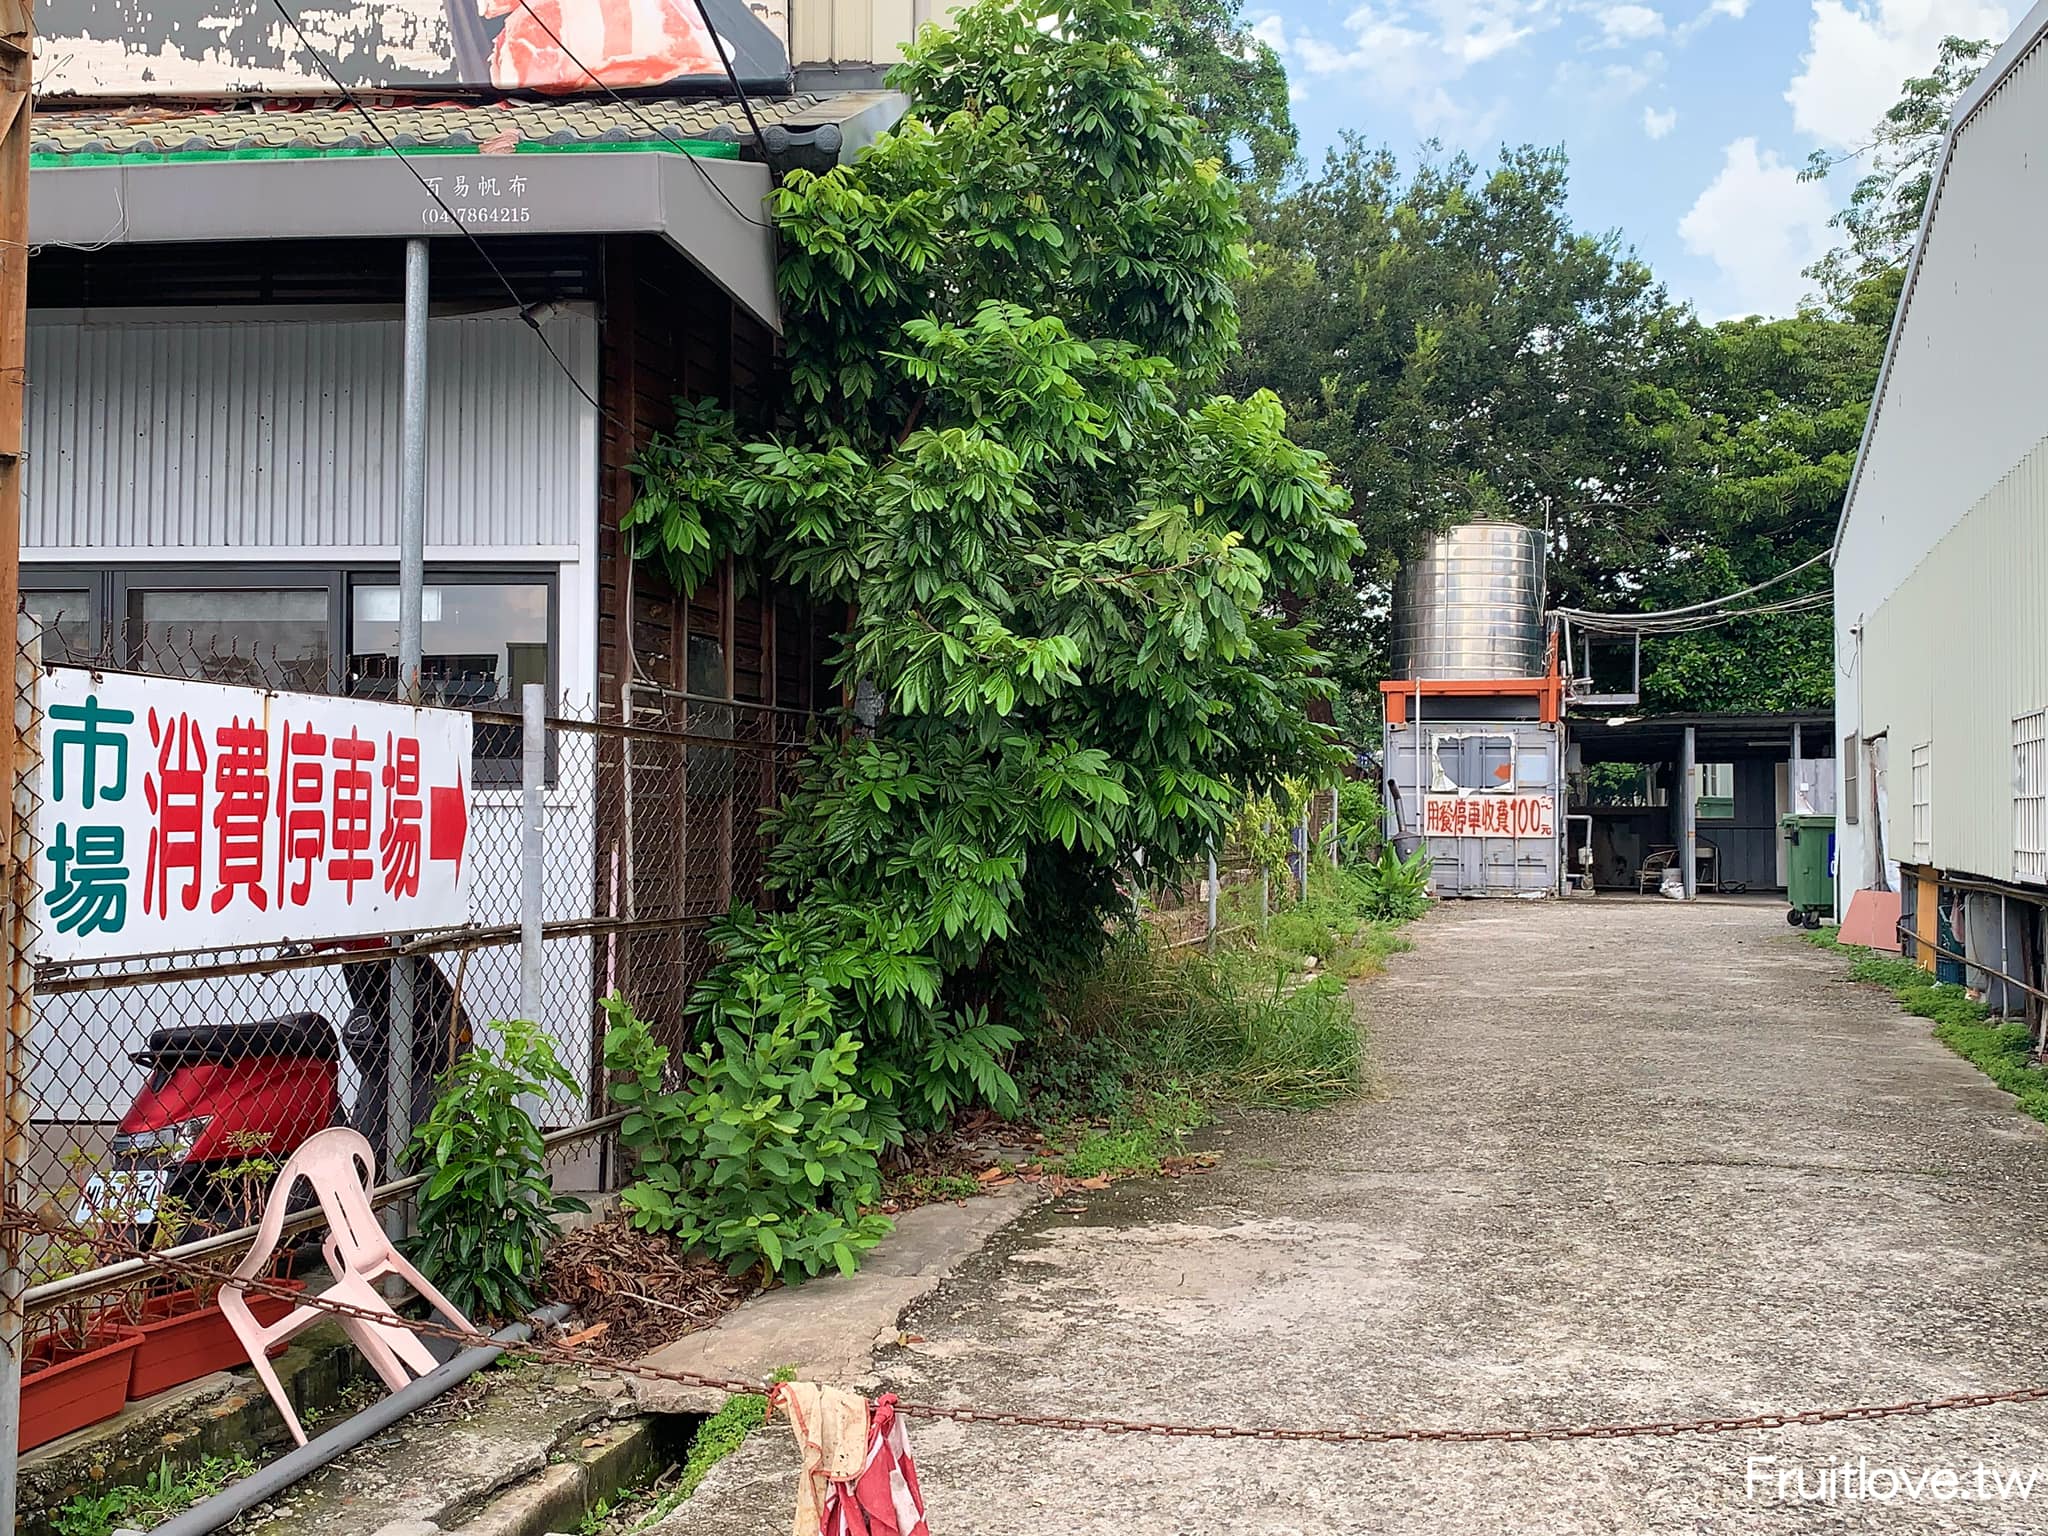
[31,136,741,169]
[30,93,822,161]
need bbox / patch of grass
[1808,928,2048,1125]
[1014,931,1368,1130]
[886,1170,983,1205]
[677,1390,772,1500]
[1059,1083,1207,1178]
[53,1454,254,1536]
[574,1370,794,1534]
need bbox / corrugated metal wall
[791,0,924,64]
[1835,25,2048,897]
[23,309,598,554]
[1859,435,2048,885]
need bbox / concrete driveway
[673,899,2048,1533]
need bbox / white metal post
[1329,785,1340,868]
[1681,724,1698,901]
[1206,846,1218,949]
[387,238,429,1219]
[1790,721,1804,813]
[520,684,545,1023]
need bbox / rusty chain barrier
[7,1200,2048,1447]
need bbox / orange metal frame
[1379,630,1565,724]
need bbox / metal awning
[25,91,909,334]
[1570,711,1833,765]
[33,149,782,328]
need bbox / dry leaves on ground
[540,1214,752,1357]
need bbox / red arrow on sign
[429,770,467,874]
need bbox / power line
[1564,591,1832,637]
[1554,549,1831,627]
[505,0,773,231]
[265,0,607,419]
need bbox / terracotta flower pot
[126,1280,305,1401]
[20,1328,143,1452]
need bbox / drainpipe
[135,1305,571,1536]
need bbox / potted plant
[123,1148,303,1401]
[21,1164,143,1450]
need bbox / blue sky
[1245,0,2019,318]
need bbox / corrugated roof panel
[24,310,596,555]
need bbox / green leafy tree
[1232,137,1886,716]
[1801,35,1997,319]
[626,0,1358,1178]
[1230,139,1686,705]
[1631,312,1885,711]
[1145,0,1297,183]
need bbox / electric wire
[1563,592,1832,637]
[265,0,607,418]
[1555,549,1833,637]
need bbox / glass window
[128,586,330,691]
[349,582,548,704]
[350,581,550,774]
[22,589,95,662]
[1695,763,1735,821]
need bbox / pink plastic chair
[219,1126,478,1445]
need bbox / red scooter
[81,951,470,1236]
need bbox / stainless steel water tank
[1390,521,1548,680]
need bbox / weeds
[53,1454,254,1536]
[886,1170,985,1205]
[1010,887,1381,1179]
[1806,928,2048,1125]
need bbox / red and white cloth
[480,0,725,91]
[773,1383,931,1536]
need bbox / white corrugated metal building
[18,86,904,1136]
[1833,0,2048,1007]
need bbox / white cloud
[1643,104,1678,137]
[1672,0,1748,41]
[1595,4,1665,45]
[1252,3,1555,134]
[1679,137,1835,317]
[1788,1,2013,150]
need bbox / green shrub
[602,997,892,1281]
[408,1019,587,1322]
[1356,844,1431,922]
[1334,779,1384,865]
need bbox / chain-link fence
[4,621,814,1343]
[1142,787,1344,947]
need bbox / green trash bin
[1780,813,1836,928]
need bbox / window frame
[2015,711,2048,883]
[345,567,560,789]
[1910,742,1931,863]
[1843,733,1859,826]
[21,561,558,786]
[115,564,347,692]
[19,565,108,661]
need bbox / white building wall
[22,308,605,1122]
[1834,11,2048,906]
[1853,440,2048,888]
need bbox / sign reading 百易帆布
[34,669,473,963]
[1423,793,1556,840]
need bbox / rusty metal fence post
[0,623,41,1523]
